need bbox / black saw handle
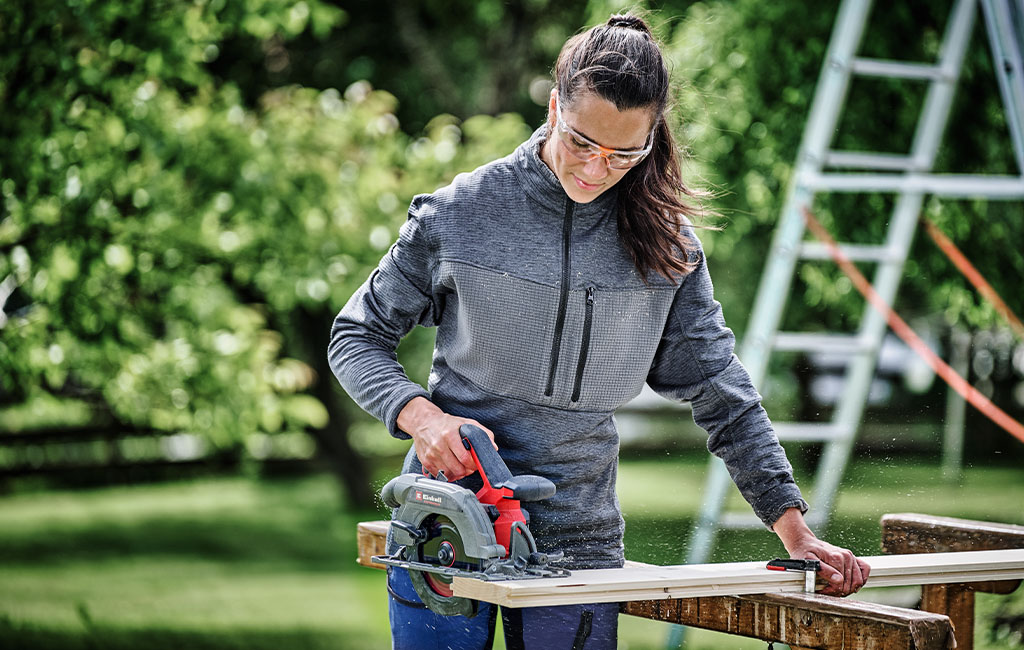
[459,424,555,502]
[459,424,513,485]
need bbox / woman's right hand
[396,396,497,481]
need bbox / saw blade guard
[381,474,506,562]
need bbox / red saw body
[376,424,569,617]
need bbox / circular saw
[375,424,570,617]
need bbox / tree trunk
[295,307,375,510]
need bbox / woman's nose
[582,154,611,179]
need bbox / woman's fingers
[417,416,499,480]
[849,556,865,593]
[446,428,475,475]
[843,551,855,594]
[815,555,845,595]
[815,549,869,596]
[399,399,500,479]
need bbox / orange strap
[921,217,1024,340]
[801,206,1024,444]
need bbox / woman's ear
[547,88,558,128]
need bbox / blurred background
[1,0,1023,648]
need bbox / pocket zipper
[544,200,575,397]
[570,286,595,403]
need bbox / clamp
[766,557,821,593]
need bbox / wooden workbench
[356,519,966,649]
[881,513,1024,650]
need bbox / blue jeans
[388,567,619,649]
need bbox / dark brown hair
[553,13,707,282]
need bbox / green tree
[0,0,531,504]
[3,0,1021,504]
[205,0,587,133]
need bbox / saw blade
[416,514,481,597]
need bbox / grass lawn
[0,452,1021,649]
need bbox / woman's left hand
[772,507,870,596]
[785,537,870,596]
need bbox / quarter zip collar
[512,124,619,218]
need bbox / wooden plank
[355,520,1024,606]
[882,513,1024,554]
[623,593,954,650]
[451,549,1024,608]
[357,520,390,569]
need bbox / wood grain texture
[922,584,974,649]
[356,520,390,569]
[622,593,954,650]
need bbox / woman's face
[540,89,655,204]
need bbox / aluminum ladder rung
[720,511,829,530]
[850,57,949,80]
[773,422,855,442]
[773,332,874,355]
[799,240,901,262]
[824,150,919,170]
[803,172,1024,197]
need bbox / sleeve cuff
[383,385,431,440]
[756,491,809,530]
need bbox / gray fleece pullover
[328,125,807,569]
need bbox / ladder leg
[942,327,970,482]
[667,457,732,648]
[811,194,925,525]
[980,0,1024,173]
[740,0,876,388]
[686,457,732,565]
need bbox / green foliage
[657,0,1023,335]
[2,0,1021,485]
[250,0,585,133]
[0,0,531,463]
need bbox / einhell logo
[414,490,443,506]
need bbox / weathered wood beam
[882,513,1024,554]
[357,521,955,649]
[882,512,1024,596]
[920,583,974,649]
[881,513,1024,650]
[623,593,953,650]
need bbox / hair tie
[607,15,649,34]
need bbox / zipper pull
[586,286,595,304]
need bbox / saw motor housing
[376,424,569,617]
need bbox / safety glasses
[554,98,653,170]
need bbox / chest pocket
[435,261,677,412]
[562,285,675,411]
[435,261,561,403]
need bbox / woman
[329,13,869,649]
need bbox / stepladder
[680,0,1024,619]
